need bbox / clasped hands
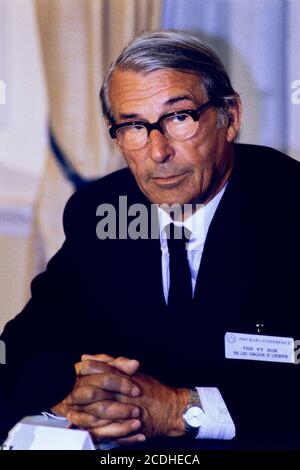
[52,354,189,445]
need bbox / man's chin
[146,193,193,209]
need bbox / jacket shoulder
[70,167,134,202]
[235,143,300,173]
[234,143,300,190]
[62,167,136,236]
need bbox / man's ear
[105,117,124,152]
[226,99,242,143]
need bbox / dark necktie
[166,223,193,309]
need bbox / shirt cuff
[194,387,235,440]
[41,411,68,420]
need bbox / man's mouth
[151,172,189,187]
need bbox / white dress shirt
[158,183,235,440]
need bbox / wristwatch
[182,388,205,436]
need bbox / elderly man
[1,31,299,450]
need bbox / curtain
[162,0,300,161]
[33,0,162,267]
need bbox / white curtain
[162,0,300,161]
[32,0,162,268]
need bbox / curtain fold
[32,0,161,267]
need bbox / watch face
[184,406,205,428]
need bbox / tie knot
[165,223,191,255]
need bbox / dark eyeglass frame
[109,98,222,140]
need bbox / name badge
[224,332,295,363]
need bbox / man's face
[108,68,240,206]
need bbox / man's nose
[148,129,174,163]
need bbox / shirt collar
[158,182,227,249]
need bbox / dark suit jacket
[1,144,300,449]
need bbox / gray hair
[100,30,240,126]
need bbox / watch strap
[183,388,203,436]
[189,388,201,407]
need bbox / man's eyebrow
[117,95,196,121]
[165,95,195,106]
[118,112,140,120]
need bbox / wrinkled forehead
[108,68,207,119]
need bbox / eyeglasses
[109,98,221,151]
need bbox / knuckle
[100,374,112,389]
[96,354,112,361]
[68,390,78,403]
[85,386,97,401]
[111,424,128,438]
[68,411,78,424]
[90,427,105,440]
[93,402,106,416]
[84,359,95,371]
[90,359,105,371]
[117,356,127,362]
[121,405,134,418]
[89,401,127,419]
[100,375,108,389]
[76,359,93,376]
[120,378,131,393]
[109,402,130,419]
[123,421,137,435]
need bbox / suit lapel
[193,148,258,334]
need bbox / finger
[114,434,146,445]
[94,372,140,396]
[67,411,111,429]
[66,385,113,405]
[82,400,140,420]
[81,354,114,363]
[82,372,140,397]
[110,357,140,376]
[79,356,140,376]
[89,420,141,441]
[70,372,140,402]
[66,379,139,407]
[75,360,113,377]
[76,359,135,380]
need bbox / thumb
[81,354,140,376]
[111,356,140,375]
